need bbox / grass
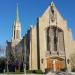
[26,70,43,74]
[0,70,24,74]
[2,72,24,74]
[0,70,43,74]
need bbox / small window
[16,30,20,39]
[14,30,15,39]
[41,58,43,64]
[67,59,70,64]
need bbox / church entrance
[52,59,62,72]
[47,58,62,72]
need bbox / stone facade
[25,2,75,72]
[6,2,75,73]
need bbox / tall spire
[16,3,19,22]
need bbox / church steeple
[16,3,19,22]
[12,3,21,42]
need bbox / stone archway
[47,58,62,72]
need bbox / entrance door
[53,59,62,72]
[47,58,62,72]
[56,59,62,72]
[47,58,52,71]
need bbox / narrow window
[41,58,43,64]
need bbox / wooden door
[55,60,62,72]
[47,58,52,71]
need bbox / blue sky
[0,0,75,56]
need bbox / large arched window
[46,26,65,54]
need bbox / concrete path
[46,72,75,75]
[0,72,75,75]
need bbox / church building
[6,2,75,73]
[25,2,75,72]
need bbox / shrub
[34,70,43,74]
[26,70,43,74]
[61,68,66,72]
[72,68,75,72]
[26,70,33,73]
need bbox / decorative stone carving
[50,3,56,22]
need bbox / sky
[0,0,75,56]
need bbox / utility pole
[6,41,9,75]
[23,36,26,74]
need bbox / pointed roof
[16,3,19,22]
[50,1,55,7]
[41,1,56,17]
